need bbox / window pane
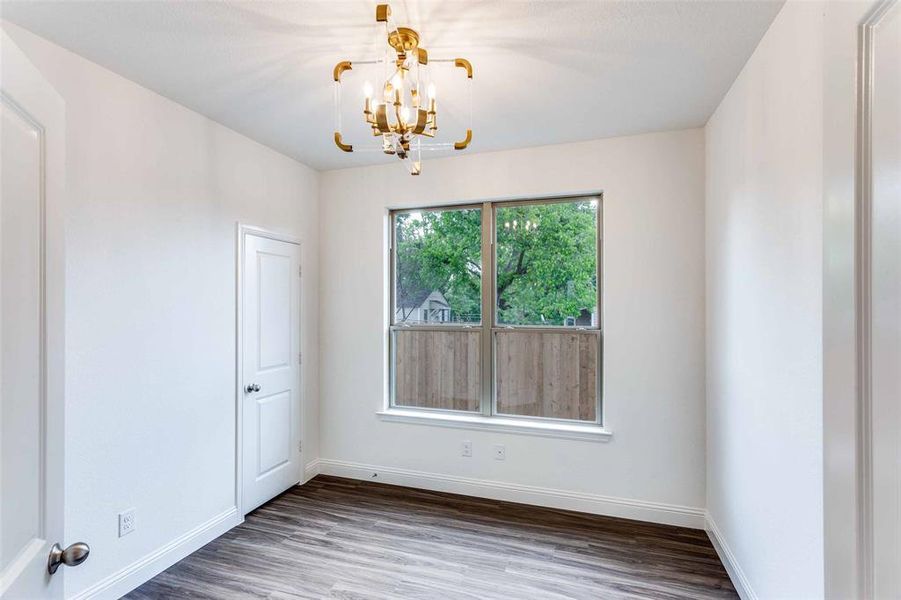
[495,199,598,327]
[495,330,598,422]
[393,329,480,412]
[394,207,481,324]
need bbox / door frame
[235,223,303,516]
[823,1,899,597]
[854,1,898,597]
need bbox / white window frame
[380,194,611,441]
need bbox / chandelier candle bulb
[427,82,437,116]
[363,82,373,114]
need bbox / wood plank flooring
[126,476,737,600]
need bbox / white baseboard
[70,507,242,600]
[317,458,705,529]
[705,512,756,600]
[302,458,321,484]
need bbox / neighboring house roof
[397,288,449,309]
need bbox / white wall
[705,2,825,597]
[318,129,707,522]
[3,23,320,599]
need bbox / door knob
[245,383,261,393]
[48,542,90,575]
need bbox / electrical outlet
[461,440,472,457]
[118,508,136,537]
[493,444,506,461]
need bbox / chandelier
[332,3,473,175]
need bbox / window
[389,196,602,427]
[393,207,482,325]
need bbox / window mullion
[480,202,493,417]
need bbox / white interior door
[241,231,302,514]
[870,2,900,597]
[0,29,76,599]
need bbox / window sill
[375,409,613,442]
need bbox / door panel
[258,252,291,371]
[1,88,43,574]
[256,392,291,475]
[0,29,67,599]
[242,233,301,514]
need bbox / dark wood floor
[126,476,737,599]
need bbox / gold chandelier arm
[411,109,429,134]
[454,129,472,150]
[333,61,352,82]
[334,132,353,152]
[453,57,472,149]
[394,103,406,134]
[454,58,473,79]
[375,104,393,134]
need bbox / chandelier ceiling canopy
[332,3,473,176]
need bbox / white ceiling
[1,1,783,171]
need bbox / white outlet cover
[118,508,136,537]
[493,444,506,460]
[461,441,472,457]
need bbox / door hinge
[298,441,303,453]
[298,265,302,277]
[298,352,302,364]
